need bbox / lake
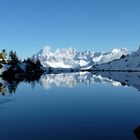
[0,72,140,140]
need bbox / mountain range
[33,47,128,70]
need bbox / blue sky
[0,0,140,58]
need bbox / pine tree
[9,51,19,64]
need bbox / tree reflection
[0,83,6,96]
[0,73,42,95]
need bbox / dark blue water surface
[0,72,140,140]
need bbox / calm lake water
[0,72,140,140]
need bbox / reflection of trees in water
[0,73,42,95]
[0,83,6,95]
[8,81,18,94]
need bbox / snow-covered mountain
[33,47,128,69]
[93,48,128,64]
[93,47,140,71]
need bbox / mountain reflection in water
[0,72,140,140]
[0,71,140,95]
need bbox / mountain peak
[33,47,128,69]
[112,48,128,53]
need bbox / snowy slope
[93,48,128,64]
[33,47,128,69]
[93,47,140,71]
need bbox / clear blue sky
[0,0,140,58]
